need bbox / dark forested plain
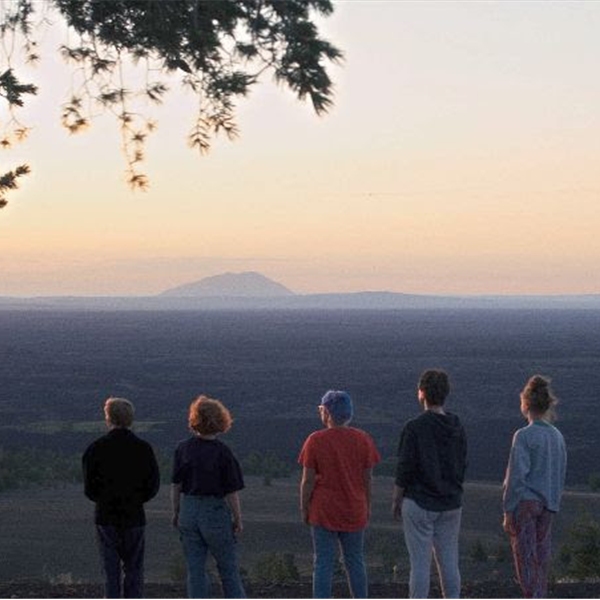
[1,308,600,590]
[0,308,598,483]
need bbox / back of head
[104,397,135,428]
[418,369,450,406]
[521,375,557,417]
[188,395,233,436]
[320,390,353,425]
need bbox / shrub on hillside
[251,553,300,584]
[0,447,81,492]
[559,515,600,579]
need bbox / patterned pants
[509,500,554,598]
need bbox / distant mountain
[159,271,295,298]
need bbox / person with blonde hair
[503,375,567,598]
[83,397,160,598]
[171,395,245,598]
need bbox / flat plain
[1,308,600,593]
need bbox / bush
[242,452,292,486]
[469,539,489,563]
[251,553,300,584]
[588,473,600,492]
[0,446,81,493]
[559,515,600,579]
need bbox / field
[1,308,600,483]
[2,476,600,587]
[1,308,600,592]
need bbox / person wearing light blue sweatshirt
[502,375,567,599]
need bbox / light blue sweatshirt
[502,420,567,513]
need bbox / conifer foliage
[0,0,342,204]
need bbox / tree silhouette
[0,0,342,204]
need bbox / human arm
[392,484,404,521]
[170,483,181,528]
[300,466,316,525]
[143,445,161,502]
[393,425,415,520]
[82,446,101,502]
[502,511,515,535]
[364,468,373,521]
[225,491,243,535]
[502,430,530,515]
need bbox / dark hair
[521,375,557,417]
[418,369,450,406]
[188,395,233,435]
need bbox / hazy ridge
[1,291,600,311]
[2,271,600,310]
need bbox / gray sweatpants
[402,497,462,598]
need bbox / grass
[1,476,600,585]
[0,420,166,434]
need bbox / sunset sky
[1,1,599,297]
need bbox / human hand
[233,517,243,536]
[392,498,403,521]
[301,506,310,525]
[503,512,515,535]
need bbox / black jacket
[395,410,467,511]
[83,428,160,526]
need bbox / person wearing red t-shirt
[298,390,381,598]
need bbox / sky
[1,1,600,297]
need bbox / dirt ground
[0,579,599,598]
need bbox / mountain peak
[159,271,294,298]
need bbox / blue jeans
[311,525,368,599]
[402,498,462,599]
[178,495,245,598]
[96,524,145,598]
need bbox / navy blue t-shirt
[172,436,244,497]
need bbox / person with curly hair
[503,375,567,598]
[171,395,245,598]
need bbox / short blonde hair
[188,395,232,436]
[104,397,135,428]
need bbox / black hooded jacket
[395,410,467,511]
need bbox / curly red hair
[188,395,233,435]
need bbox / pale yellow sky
[1,1,600,296]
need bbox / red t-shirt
[298,427,381,531]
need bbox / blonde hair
[188,395,233,436]
[104,397,134,428]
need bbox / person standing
[392,369,467,599]
[83,397,160,598]
[502,375,567,598]
[171,395,246,598]
[299,390,381,599]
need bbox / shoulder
[304,429,328,444]
[348,427,376,443]
[403,412,428,432]
[512,425,530,442]
[215,438,237,457]
[123,429,154,451]
[83,432,111,455]
[175,436,192,450]
[300,429,328,455]
[547,424,567,448]
[135,434,156,453]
